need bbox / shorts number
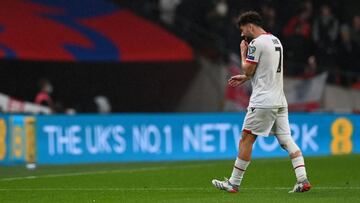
[275,47,282,73]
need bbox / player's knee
[240,132,256,147]
[286,142,300,156]
[289,150,302,159]
[278,136,300,155]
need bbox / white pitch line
[0,163,218,181]
[0,187,359,191]
[0,166,167,181]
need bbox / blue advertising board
[34,113,360,165]
[0,113,359,165]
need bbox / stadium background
[0,0,360,202]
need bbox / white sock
[229,158,250,186]
[291,156,307,182]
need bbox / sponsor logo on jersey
[247,45,256,61]
[248,46,256,54]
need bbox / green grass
[0,155,360,203]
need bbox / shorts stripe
[243,129,252,134]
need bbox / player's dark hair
[237,11,264,28]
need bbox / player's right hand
[228,75,248,87]
[240,40,249,59]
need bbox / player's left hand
[228,74,248,87]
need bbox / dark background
[0,60,198,112]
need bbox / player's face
[240,24,254,39]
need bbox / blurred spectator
[94,95,112,114]
[53,101,65,113]
[312,4,339,66]
[122,0,360,87]
[337,23,360,86]
[202,0,231,59]
[158,0,181,26]
[34,79,54,110]
[351,15,360,47]
[298,56,318,79]
[65,108,77,115]
[283,21,312,65]
[213,0,229,18]
[224,15,242,54]
[73,95,111,113]
[282,3,313,75]
[206,0,229,34]
[260,4,281,36]
[351,77,360,90]
[176,0,210,27]
[283,2,312,39]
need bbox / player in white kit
[212,11,311,193]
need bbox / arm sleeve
[245,40,262,64]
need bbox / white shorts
[242,107,290,136]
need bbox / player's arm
[242,61,257,77]
[240,40,257,77]
[228,40,255,87]
[228,40,260,87]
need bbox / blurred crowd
[120,0,360,87]
[33,78,112,114]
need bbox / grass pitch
[0,155,359,203]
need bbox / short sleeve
[246,40,261,64]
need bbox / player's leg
[277,133,311,193]
[229,131,257,186]
[212,130,257,193]
[212,108,275,193]
[273,107,311,192]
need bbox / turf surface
[0,155,359,203]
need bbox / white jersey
[245,33,287,108]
